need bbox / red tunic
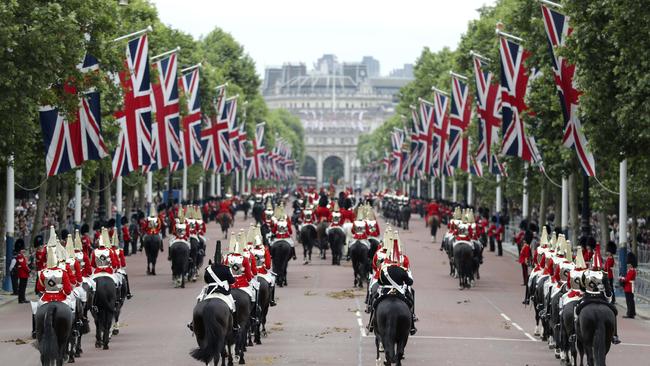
[425,203,439,221]
[272,218,293,236]
[90,248,118,274]
[35,246,47,271]
[495,226,504,241]
[518,243,531,265]
[121,225,131,242]
[145,217,162,235]
[621,268,636,293]
[81,234,93,258]
[339,208,356,224]
[487,224,496,238]
[256,247,272,274]
[366,221,381,237]
[514,230,525,246]
[71,259,83,284]
[16,253,30,279]
[75,250,92,277]
[36,268,72,302]
[604,256,615,279]
[314,206,332,223]
[218,200,232,215]
[62,263,77,287]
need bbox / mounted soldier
[250,224,276,306]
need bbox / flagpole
[112,26,153,43]
[618,159,628,276]
[3,156,15,291]
[522,162,529,220]
[216,173,221,197]
[496,174,502,214]
[561,177,568,234]
[198,174,204,202]
[146,171,153,206]
[452,177,457,203]
[210,172,216,197]
[430,177,435,199]
[441,175,447,200]
[235,169,240,195]
[467,174,473,207]
[240,169,245,195]
[416,179,421,198]
[182,167,188,202]
[151,47,181,61]
[74,169,83,226]
[115,175,123,220]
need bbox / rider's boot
[366,309,375,333]
[410,313,418,335]
[291,247,297,260]
[270,285,277,307]
[124,274,133,299]
[31,314,36,339]
[612,316,621,344]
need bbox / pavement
[0,211,649,365]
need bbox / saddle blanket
[272,238,294,248]
[234,285,256,303]
[91,272,121,286]
[170,239,191,250]
[31,295,76,315]
[257,272,275,286]
[197,285,235,312]
[326,226,345,235]
[348,239,370,249]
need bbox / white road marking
[524,332,537,341]
[362,335,535,342]
[500,313,511,321]
[354,298,365,366]
[512,322,523,331]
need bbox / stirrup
[409,325,417,335]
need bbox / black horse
[427,215,440,241]
[235,200,251,220]
[35,301,73,366]
[399,205,412,230]
[560,300,583,365]
[217,213,232,239]
[253,277,271,345]
[169,240,190,288]
[299,224,317,264]
[374,296,411,366]
[327,227,346,265]
[533,275,551,341]
[112,275,127,336]
[66,297,85,362]
[316,221,329,260]
[231,288,252,365]
[452,241,474,289]
[349,240,370,288]
[189,236,201,282]
[252,203,264,226]
[143,233,162,275]
[270,240,291,287]
[92,276,116,350]
[578,303,615,366]
[190,297,233,366]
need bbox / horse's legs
[102,311,111,350]
[94,314,102,348]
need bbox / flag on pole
[248,123,266,179]
[470,156,483,177]
[215,97,236,173]
[149,52,181,172]
[418,98,436,176]
[112,34,153,179]
[448,75,471,172]
[472,55,501,168]
[40,56,108,177]
[432,90,450,176]
[499,36,533,162]
[177,67,203,171]
[226,97,240,172]
[541,4,595,176]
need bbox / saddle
[373,287,412,309]
[575,295,617,316]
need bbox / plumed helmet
[46,227,59,268]
[574,246,587,270]
[56,235,68,263]
[111,230,119,248]
[559,261,574,282]
[74,230,83,251]
[228,232,240,255]
[100,227,111,248]
[591,244,603,270]
[65,234,75,258]
[383,226,393,248]
[246,223,256,246]
[539,226,549,248]
[582,269,605,295]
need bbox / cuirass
[227,255,245,276]
[353,221,365,234]
[277,222,288,234]
[43,269,64,292]
[94,249,111,267]
[251,248,265,266]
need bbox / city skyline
[151,0,496,77]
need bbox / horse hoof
[95,342,102,349]
[68,357,75,363]
[74,351,81,358]
[238,358,245,364]
[112,329,119,335]
[103,344,109,350]
[262,330,268,338]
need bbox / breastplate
[43,269,64,293]
[94,249,111,267]
[227,255,245,276]
[252,248,265,267]
[277,222,288,234]
[376,251,387,267]
[353,222,365,234]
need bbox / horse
[143,234,162,275]
[112,274,127,335]
[560,299,583,366]
[189,297,233,366]
[35,301,73,366]
[270,240,291,287]
[349,240,370,288]
[442,234,456,277]
[374,296,411,366]
[578,303,615,366]
[316,221,329,260]
[549,285,568,358]
[188,236,201,282]
[532,275,551,341]
[327,226,346,266]
[169,240,190,288]
[426,215,440,241]
[66,297,85,362]
[399,205,412,230]
[235,200,251,220]
[252,203,264,225]
[91,276,116,350]
[230,288,252,365]
[253,277,271,345]
[217,213,233,239]
[471,240,484,281]
[452,241,474,289]
[299,224,317,264]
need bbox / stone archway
[301,155,317,177]
[323,155,344,185]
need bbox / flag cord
[15,178,49,191]
[541,169,562,188]
[81,182,112,193]
[593,175,619,195]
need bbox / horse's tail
[39,305,59,363]
[593,317,607,366]
[190,303,223,364]
[383,309,397,363]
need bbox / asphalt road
[1,210,649,365]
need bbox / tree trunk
[598,211,609,247]
[58,177,69,232]
[539,180,547,230]
[102,174,112,221]
[555,184,563,231]
[86,177,98,227]
[568,173,579,245]
[124,187,134,220]
[631,215,638,255]
[33,178,49,238]
[138,181,146,213]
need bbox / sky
[151,0,496,77]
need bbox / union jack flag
[382,151,391,175]
[490,153,507,177]
[200,85,225,172]
[418,98,436,176]
[177,67,203,171]
[472,55,501,168]
[226,97,240,172]
[40,55,108,176]
[216,97,236,173]
[448,75,472,172]
[432,90,450,176]
[390,128,405,179]
[499,36,533,162]
[248,123,266,179]
[112,34,153,179]
[541,4,595,176]
[148,53,181,172]
[470,155,483,177]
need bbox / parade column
[561,177,568,234]
[618,159,628,276]
[3,156,15,291]
[74,169,82,226]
